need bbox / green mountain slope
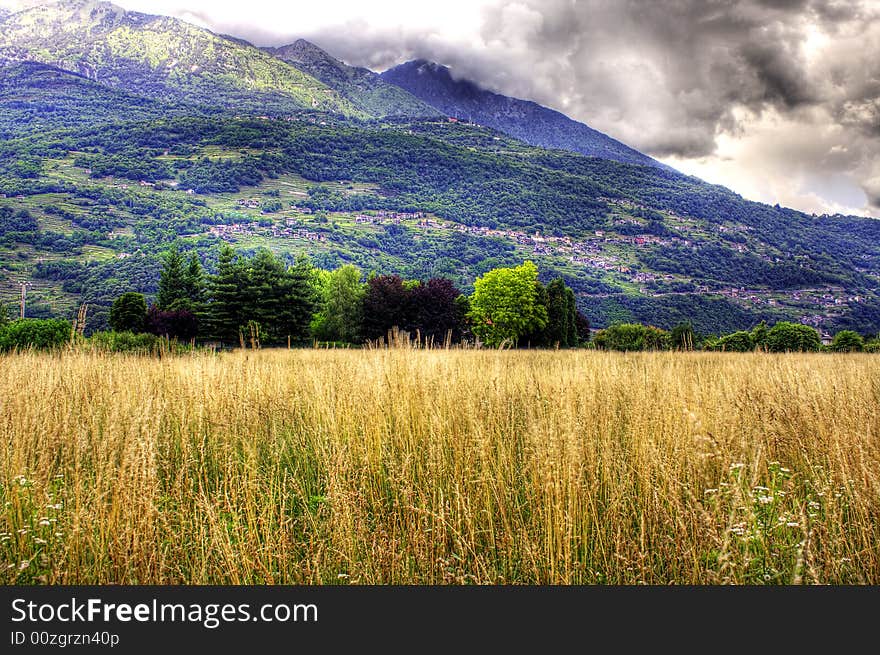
[0,60,211,137]
[2,106,878,334]
[265,40,440,119]
[0,0,364,117]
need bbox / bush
[593,323,670,351]
[830,330,864,353]
[716,331,753,352]
[0,319,71,352]
[87,331,189,355]
[87,331,161,353]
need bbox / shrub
[87,331,165,354]
[593,323,670,351]
[716,331,753,352]
[0,319,71,352]
[830,330,864,353]
[87,331,192,355]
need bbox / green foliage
[468,261,547,347]
[87,330,168,354]
[750,321,769,351]
[2,55,879,338]
[670,321,696,351]
[0,207,38,236]
[204,246,315,345]
[542,279,578,348]
[716,331,754,353]
[593,323,670,351]
[156,245,189,310]
[766,322,822,353]
[830,330,864,353]
[311,264,364,343]
[109,292,147,333]
[0,319,70,351]
[522,278,581,348]
[183,252,206,306]
[204,244,242,343]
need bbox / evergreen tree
[240,249,314,345]
[183,252,205,306]
[156,245,188,310]
[205,244,244,343]
[280,251,318,344]
[542,278,571,347]
[565,287,579,346]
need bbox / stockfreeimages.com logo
[11,597,318,630]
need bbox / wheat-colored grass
[1,349,878,584]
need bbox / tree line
[104,248,590,349]
[3,244,879,353]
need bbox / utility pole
[19,279,31,319]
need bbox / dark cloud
[295,0,860,158]
[289,1,880,214]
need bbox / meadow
[1,349,878,584]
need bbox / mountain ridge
[381,59,665,169]
[265,39,441,119]
[0,0,365,117]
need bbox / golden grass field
[1,349,878,584]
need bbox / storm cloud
[111,1,880,215]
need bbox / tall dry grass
[1,349,878,584]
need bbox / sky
[6,0,879,217]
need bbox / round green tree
[468,261,548,348]
[766,321,821,352]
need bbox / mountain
[265,40,440,119]
[0,3,878,335]
[381,59,663,168]
[0,0,363,117]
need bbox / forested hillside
[1,0,878,336]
